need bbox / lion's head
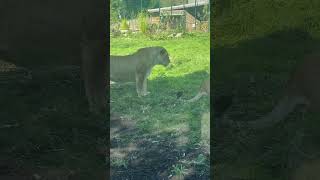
[155,47,170,66]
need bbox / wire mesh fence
[110,0,210,35]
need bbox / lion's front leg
[135,72,144,97]
[135,70,150,97]
[142,77,150,96]
[142,68,151,96]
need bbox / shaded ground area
[212,29,320,179]
[110,114,209,180]
[0,60,106,180]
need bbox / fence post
[171,0,173,16]
[183,0,186,31]
[171,0,173,29]
[159,0,161,27]
[194,0,197,31]
[208,0,210,32]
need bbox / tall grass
[120,18,129,30]
[137,11,149,34]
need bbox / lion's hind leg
[81,41,107,114]
[141,77,150,96]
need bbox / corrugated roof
[147,0,209,13]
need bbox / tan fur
[248,54,320,129]
[292,159,320,180]
[110,47,170,96]
[185,78,210,103]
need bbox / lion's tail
[183,92,207,103]
[247,95,308,129]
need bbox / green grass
[110,157,128,168]
[110,33,210,178]
[171,164,188,177]
[111,33,210,135]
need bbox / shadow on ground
[0,62,106,180]
[110,115,209,180]
[212,29,320,179]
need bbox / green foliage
[137,11,149,34]
[111,0,125,24]
[213,0,320,45]
[111,157,128,168]
[171,164,188,177]
[120,18,129,30]
[202,4,210,20]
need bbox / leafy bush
[120,18,129,30]
[137,11,149,34]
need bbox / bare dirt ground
[110,114,210,180]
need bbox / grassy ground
[212,29,320,179]
[0,66,106,179]
[110,33,210,179]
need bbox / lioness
[247,54,320,129]
[184,78,210,102]
[110,47,170,96]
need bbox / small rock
[175,33,183,38]
[33,174,42,180]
